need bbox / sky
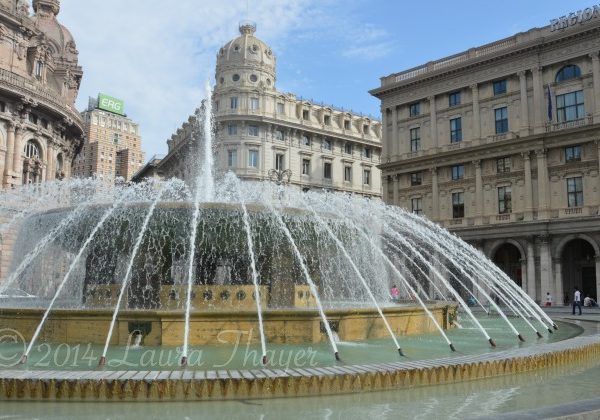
[58,0,594,159]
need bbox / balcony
[545,116,593,133]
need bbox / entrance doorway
[492,243,522,287]
[561,239,596,302]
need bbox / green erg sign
[98,93,124,115]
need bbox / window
[302,110,309,120]
[323,162,332,179]
[556,65,582,83]
[277,103,285,114]
[344,166,352,182]
[556,91,585,122]
[567,176,583,207]
[230,97,238,109]
[249,74,258,82]
[451,164,464,180]
[452,192,464,218]
[324,115,331,125]
[232,74,240,81]
[323,138,332,150]
[494,107,508,134]
[302,135,311,146]
[275,153,285,170]
[24,140,39,159]
[34,61,43,79]
[411,172,422,186]
[113,133,120,145]
[227,124,237,135]
[227,150,237,167]
[344,143,353,154]
[0,101,6,112]
[248,125,259,136]
[410,127,420,152]
[565,145,582,162]
[450,118,462,143]
[41,119,48,129]
[496,157,511,173]
[411,198,423,215]
[275,129,284,141]
[248,150,259,168]
[449,91,461,107]
[302,159,310,175]
[364,147,372,158]
[493,79,507,95]
[363,169,371,185]
[363,125,369,134]
[344,120,351,130]
[409,102,420,117]
[498,186,512,214]
[28,113,38,124]
[250,97,259,110]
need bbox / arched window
[24,140,40,159]
[56,153,63,171]
[556,65,581,83]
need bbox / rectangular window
[410,127,421,152]
[363,169,371,185]
[495,107,508,134]
[556,90,585,122]
[565,145,582,162]
[227,149,237,167]
[451,164,464,180]
[323,138,332,150]
[277,102,285,114]
[344,166,352,182]
[364,147,372,158]
[302,135,311,146]
[567,176,583,207]
[323,162,332,179]
[227,124,237,135]
[409,102,420,117]
[493,79,507,95]
[450,118,462,143]
[498,186,512,214]
[34,61,43,79]
[248,125,259,136]
[302,159,310,175]
[302,110,309,120]
[411,172,422,186]
[496,157,511,173]
[250,97,259,110]
[344,143,353,154]
[452,192,464,218]
[449,91,461,107]
[344,120,351,130]
[324,115,331,125]
[248,150,259,168]
[275,153,285,170]
[230,97,238,109]
[411,198,423,215]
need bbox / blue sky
[59,0,593,158]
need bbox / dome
[31,0,78,59]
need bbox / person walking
[572,287,582,315]
[390,285,399,302]
[545,292,552,307]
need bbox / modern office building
[370,8,600,304]
[74,94,144,180]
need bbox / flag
[547,85,553,121]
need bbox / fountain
[0,88,593,404]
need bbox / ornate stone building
[371,12,600,305]
[0,0,84,188]
[148,23,382,197]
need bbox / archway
[561,238,596,302]
[492,243,522,287]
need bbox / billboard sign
[98,93,125,115]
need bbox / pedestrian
[545,292,552,307]
[572,287,582,315]
[390,285,399,302]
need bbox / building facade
[370,11,600,305]
[0,0,84,188]
[73,95,144,180]
[151,23,382,197]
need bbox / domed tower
[214,21,276,95]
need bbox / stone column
[392,174,399,206]
[591,52,600,122]
[520,258,528,295]
[554,258,563,306]
[522,151,534,220]
[431,167,439,220]
[46,144,53,181]
[3,122,15,177]
[382,175,389,204]
[474,160,483,224]
[595,256,600,303]
[12,125,23,181]
[535,149,549,219]
[471,84,480,141]
[532,66,545,133]
[526,240,537,300]
[539,236,553,304]
[382,108,389,161]
[391,107,398,159]
[518,70,530,135]
[429,96,437,149]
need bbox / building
[73,94,144,180]
[148,23,382,197]
[370,8,600,305]
[0,0,85,188]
